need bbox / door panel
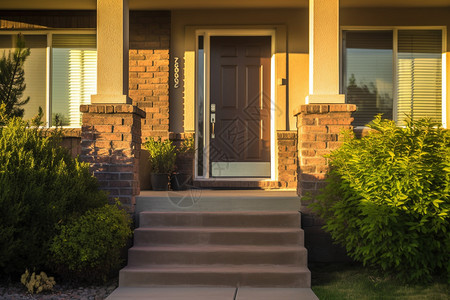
[210,36,271,177]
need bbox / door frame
[194,29,276,180]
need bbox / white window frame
[340,26,447,128]
[0,29,96,128]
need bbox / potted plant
[143,138,176,191]
[171,136,195,191]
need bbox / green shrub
[312,116,450,282]
[50,204,132,283]
[143,137,176,174]
[0,113,107,275]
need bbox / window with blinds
[343,31,393,126]
[52,34,97,127]
[397,30,442,125]
[0,33,96,127]
[343,29,443,127]
[0,35,47,121]
[22,35,47,121]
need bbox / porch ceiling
[0,0,448,10]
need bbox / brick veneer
[295,104,356,200]
[277,131,298,189]
[129,11,170,140]
[129,11,171,189]
[80,104,145,212]
[295,103,356,262]
[59,129,82,158]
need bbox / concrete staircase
[119,211,311,287]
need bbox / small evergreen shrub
[0,34,31,121]
[50,204,132,283]
[312,116,450,282]
[0,112,107,275]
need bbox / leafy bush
[143,137,176,174]
[50,204,132,283]
[0,113,107,275]
[178,135,195,155]
[312,116,450,282]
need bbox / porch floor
[135,189,300,215]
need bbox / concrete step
[135,190,300,213]
[120,209,310,288]
[127,245,308,266]
[133,227,304,246]
[119,265,311,288]
[106,287,319,300]
[139,211,300,228]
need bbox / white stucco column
[306,0,345,104]
[91,0,129,103]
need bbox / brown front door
[210,36,271,177]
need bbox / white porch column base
[306,94,345,104]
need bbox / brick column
[295,103,356,262]
[277,131,298,189]
[80,104,145,212]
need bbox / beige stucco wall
[170,9,309,133]
[341,7,450,127]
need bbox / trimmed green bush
[312,116,450,282]
[0,112,107,275]
[143,137,176,174]
[50,204,132,283]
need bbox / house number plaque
[174,57,180,89]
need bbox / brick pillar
[277,131,298,189]
[295,103,356,262]
[80,104,145,212]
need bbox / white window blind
[52,34,96,127]
[397,30,442,125]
